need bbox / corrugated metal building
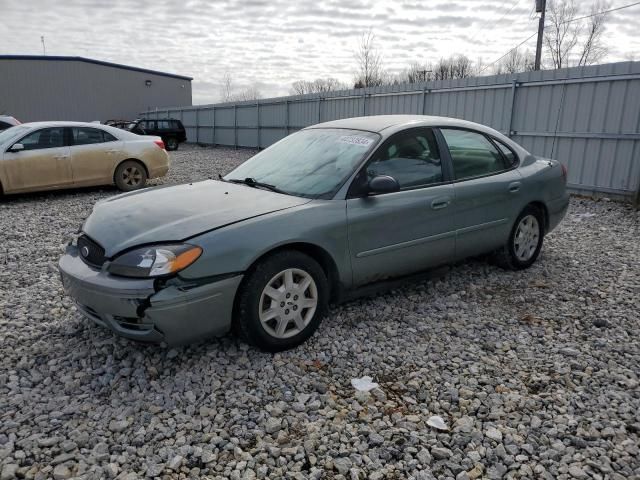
[0,55,192,122]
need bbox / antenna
[41,36,46,55]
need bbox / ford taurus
[59,115,569,351]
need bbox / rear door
[2,127,72,192]
[346,127,456,286]
[438,128,522,260]
[69,127,124,186]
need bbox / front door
[2,127,72,192]
[69,127,124,186]
[346,127,456,286]
[438,128,523,260]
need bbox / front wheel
[234,250,329,351]
[493,206,545,270]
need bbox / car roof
[16,121,112,129]
[307,114,499,134]
[6,121,141,139]
[306,114,529,156]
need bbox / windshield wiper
[222,176,286,194]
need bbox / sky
[1,0,639,104]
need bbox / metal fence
[143,61,640,201]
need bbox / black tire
[493,205,545,270]
[234,250,329,352]
[165,137,179,151]
[114,160,147,192]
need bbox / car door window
[365,128,443,190]
[441,129,508,180]
[72,127,112,145]
[494,139,518,167]
[145,120,156,131]
[19,128,65,151]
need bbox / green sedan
[59,115,569,351]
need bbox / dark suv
[130,118,186,151]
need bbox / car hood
[83,180,310,257]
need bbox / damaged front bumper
[58,245,243,346]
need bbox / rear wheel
[234,250,329,351]
[493,206,544,270]
[114,160,147,191]
[165,137,179,151]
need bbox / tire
[114,160,147,192]
[234,250,329,352]
[165,137,179,151]
[493,205,545,270]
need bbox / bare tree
[577,0,609,66]
[544,0,610,69]
[495,48,536,74]
[234,85,262,102]
[431,55,474,80]
[354,30,385,88]
[290,78,347,95]
[401,62,434,83]
[220,71,234,102]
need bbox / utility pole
[534,0,546,70]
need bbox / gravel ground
[1,145,639,480]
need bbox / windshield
[225,128,380,198]
[0,125,30,146]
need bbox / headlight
[107,244,202,278]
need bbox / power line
[479,0,640,74]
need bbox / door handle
[431,196,451,210]
[509,182,521,193]
[54,155,69,160]
[106,149,119,154]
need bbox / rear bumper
[59,245,242,346]
[547,192,570,233]
[149,164,169,179]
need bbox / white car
[0,121,170,194]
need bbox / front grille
[77,235,106,268]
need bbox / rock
[1,464,19,480]
[485,427,503,442]
[569,465,587,478]
[333,457,352,475]
[417,448,432,465]
[168,455,183,470]
[265,418,282,434]
[431,447,453,460]
[108,419,129,433]
[52,464,72,480]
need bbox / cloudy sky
[2,0,639,104]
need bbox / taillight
[561,163,568,183]
[154,139,165,150]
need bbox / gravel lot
[1,145,639,480]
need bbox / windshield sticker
[338,135,374,147]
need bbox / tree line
[220,0,612,101]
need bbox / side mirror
[368,175,400,195]
[9,143,24,153]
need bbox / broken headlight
[108,244,202,278]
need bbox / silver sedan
[59,115,569,351]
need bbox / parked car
[0,115,21,131]
[128,118,186,151]
[0,121,169,194]
[59,115,569,351]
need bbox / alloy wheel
[513,214,540,262]
[258,268,318,339]
[122,166,142,187]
